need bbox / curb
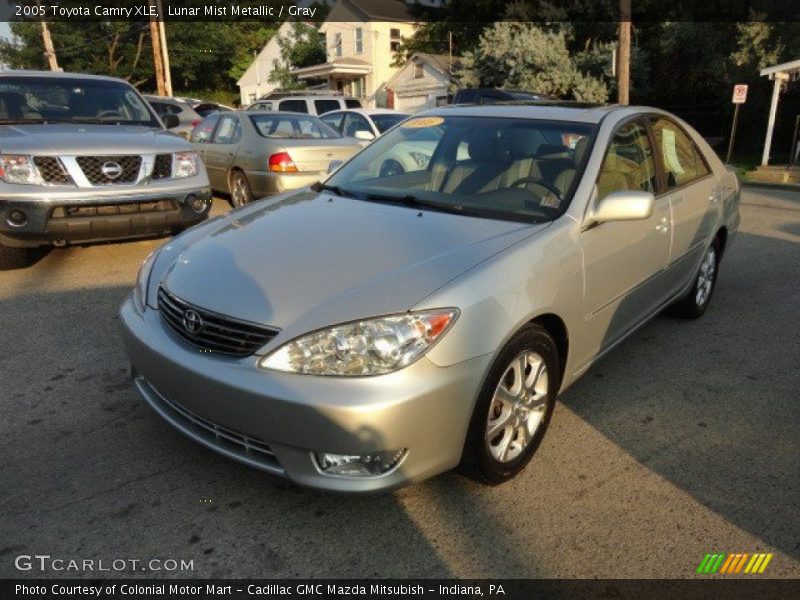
[742,181,800,193]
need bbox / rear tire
[229,171,254,207]
[668,239,720,319]
[460,324,560,485]
[0,243,32,270]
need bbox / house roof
[237,21,311,86]
[414,53,462,76]
[346,0,417,22]
[293,57,373,79]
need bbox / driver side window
[597,120,656,199]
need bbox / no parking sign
[732,84,748,104]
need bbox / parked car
[0,70,211,270]
[144,95,203,138]
[452,88,555,105]
[189,110,361,205]
[246,93,362,116]
[177,98,234,118]
[320,108,440,177]
[122,103,740,492]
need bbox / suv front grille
[33,156,71,185]
[152,154,172,179]
[157,287,279,357]
[50,200,177,219]
[76,155,141,185]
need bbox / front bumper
[0,183,212,247]
[119,298,490,492]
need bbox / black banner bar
[3,579,800,600]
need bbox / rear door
[649,116,718,289]
[204,114,242,191]
[579,118,671,360]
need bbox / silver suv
[0,71,212,269]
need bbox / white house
[291,0,418,108]
[236,21,314,106]
[385,52,460,113]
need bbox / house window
[334,33,342,58]
[414,62,424,79]
[354,27,363,54]
[390,28,401,53]
[352,77,364,99]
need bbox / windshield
[372,113,408,133]
[249,114,341,139]
[0,76,160,126]
[326,115,596,222]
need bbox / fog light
[6,209,27,227]
[314,449,407,477]
[186,194,208,214]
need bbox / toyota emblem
[182,309,203,334]
[101,161,123,180]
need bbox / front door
[578,118,671,366]
[204,114,242,191]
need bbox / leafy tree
[457,23,609,102]
[268,23,326,91]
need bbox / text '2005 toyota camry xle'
[121,103,740,492]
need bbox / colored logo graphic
[696,553,773,575]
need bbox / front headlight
[133,250,158,312]
[260,310,458,376]
[0,155,42,185]
[173,151,198,179]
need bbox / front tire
[229,171,254,207]
[0,243,32,270]
[460,324,560,485]
[379,159,405,178]
[668,239,720,319]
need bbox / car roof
[0,69,128,84]
[423,102,624,124]
[243,111,322,117]
[327,108,406,117]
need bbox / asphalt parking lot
[1,188,798,579]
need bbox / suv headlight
[173,151,198,179]
[0,155,42,185]
[260,310,458,376]
[133,250,158,312]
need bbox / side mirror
[162,113,180,129]
[588,190,654,226]
[327,160,344,174]
[354,130,375,141]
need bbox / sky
[0,21,11,42]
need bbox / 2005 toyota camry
[121,103,740,492]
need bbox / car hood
[0,123,188,154]
[158,190,549,343]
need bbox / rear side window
[278,99,308,113]
[314,99,341,115]
[320,112,345,132]
[650,117,710,189]
[345,98,362,108]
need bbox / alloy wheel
[486,351,549,463]
[696,246,717,307]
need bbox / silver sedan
[189,111,361,206]
[121,104,740,492]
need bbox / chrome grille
[152,154,172,179]
[33,156,71,185]
[157,287,278,357]
[76,155,141,185]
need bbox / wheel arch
[715,226,728,257]
[528,312,569,388]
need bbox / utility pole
[617,0,631,105]
[155,0,172,96]
[40,21,59,71]
[148,0,166,96]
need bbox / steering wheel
[97,110,124,118]
[508,176,563,202]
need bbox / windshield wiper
[364,192,468,216]
[311,182,358,198]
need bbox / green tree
[457,23,609,102]
[268,23,326,91]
